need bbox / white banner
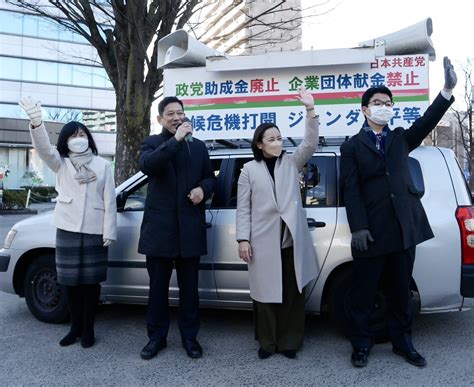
[163,54,429,140]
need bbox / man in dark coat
[340,57,457,368]
[138,96,216,360]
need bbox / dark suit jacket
[138,129,216,258]
[340,93,454,258]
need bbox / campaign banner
[163,54,429,140]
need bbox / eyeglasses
[368,99,394,108]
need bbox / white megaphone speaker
[358,18,436,60]
[157,29,225,69]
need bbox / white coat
[30,123,117,241]
[236,117,320,303]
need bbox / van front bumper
[461,265,474,297]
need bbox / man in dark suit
[138,96,216,360]
[340,57,457,368]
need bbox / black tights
[65,284,101,336]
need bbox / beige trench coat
[236,117,320,303]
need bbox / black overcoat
[340,93,454,258]
[138,129,216,258]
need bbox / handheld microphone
[177,117,193,142]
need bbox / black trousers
[146,256,200,341]
[350,247,415,351]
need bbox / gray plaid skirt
[56,228,108,286]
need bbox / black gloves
[351,229,374,251]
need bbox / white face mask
[367,105,394,126]
[68,137,89,153]
[265,140,283,157]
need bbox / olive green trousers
[253,247,305,353]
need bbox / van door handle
[307,218,326,228]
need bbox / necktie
[375,132,383,152]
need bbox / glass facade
[0,8,116,190]
[0,103,116,131]
[0,9,89,44]
[0,56,112,88]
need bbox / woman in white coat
[19,97,117,348]
[236,87,319,359]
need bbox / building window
[21,59,37,82]
[0,103,116,131]
[0,57,112,89]
[0,10,23,34]
[0,10,93,45]
[37,61,58,83]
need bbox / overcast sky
[301,0,473,109]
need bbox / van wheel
[24,255,68,323]
[329,268,389,343]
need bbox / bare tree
[9,0,324,184]
[453,61,474,189]
[431,60,473,188]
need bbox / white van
[1,140,473,340]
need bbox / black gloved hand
[351,229,374,251]
[443,56,457,90]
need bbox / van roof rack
[205,136,350,150]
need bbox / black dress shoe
[392,347,427,367]
[182,339,203,359]
[59,330,80,347]
[258,347,273,359]
[281,350,297,359]
[80,328,95,348]
[351,348,369,367]
[140,338,167,360]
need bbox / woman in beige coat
[19,97,117,349]
[236,87,320,359]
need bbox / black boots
[60,284,100,348]
[81,284,101,348]
[59,286,83,346]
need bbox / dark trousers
[65,284,101,336]
[146,256,200,341]
[254,247,305,353]
[350,247,415,351]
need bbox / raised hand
[295,86,315,109]
[19,97,43,127]
[443,56,457,90]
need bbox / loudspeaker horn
[358,18,436,60]
[157,29,225,69]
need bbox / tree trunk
[114,68,154,185]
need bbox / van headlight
[4,229,17,249]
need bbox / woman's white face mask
[367,105,394,126]
[259,127,283,157]
[68,137,89,153]
[265,140,283,157]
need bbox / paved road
[1,214,474,385]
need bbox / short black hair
[251,122,280,162]
[158,96,184,116]
[361,86,393,107]
[56,121,98,157]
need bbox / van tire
[24,255,68,323]
[329,268,389,343]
